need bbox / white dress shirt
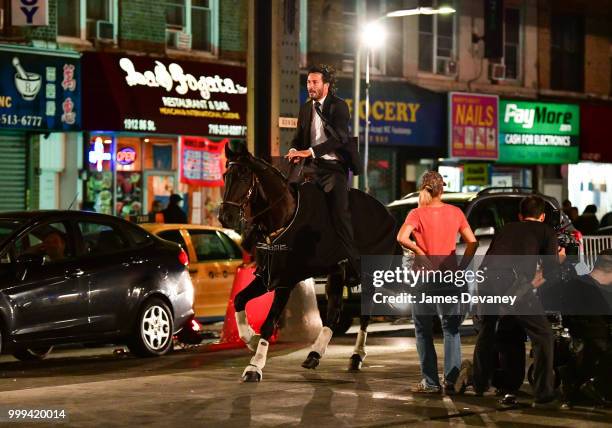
[310,96,339,161]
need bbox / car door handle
[65,269,84,279]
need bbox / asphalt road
[0,323,610,427]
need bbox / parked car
[316,187,582,330]
[140,223,248,323]
[0,211,194,360]
[388,187,581,255]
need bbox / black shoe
[301,351,321,370]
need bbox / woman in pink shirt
[397,171,478,394]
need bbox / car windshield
[0,218,25,246]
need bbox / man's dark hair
[307,64,336,93]
[594,248,612,272]
[520,195,545,218]
[584,204,597,214]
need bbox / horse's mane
[250,156,288,184]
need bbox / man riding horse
[218,66,400,382]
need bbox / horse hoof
[348,354,363,371]
[246,334,260,352]
[241,365,262,382]
[301,351,320,370]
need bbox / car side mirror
[474,226,495,237]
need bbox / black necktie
[314,101,322,118]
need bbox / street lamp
[354,6,456,193]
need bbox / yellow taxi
[141,223,247,322]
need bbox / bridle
[221,161,289,227]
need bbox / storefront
[82,53,246,224]
[567,102,612,218]
[0,45,81,211]
[443,92,499,191]
[300,76,446,203]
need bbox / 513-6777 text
[1,114,43,127]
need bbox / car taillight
[178,249,189,266]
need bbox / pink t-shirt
[404,204,469,256]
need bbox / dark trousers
[473,314,555,400]
[313,160,359,269]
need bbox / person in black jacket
[463,196,560,408]
[162,194,187,224]
[285,65,360,283]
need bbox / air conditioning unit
[439,58,457,76]
[96,20,114,40]
[489,63,506,81]
[166,29,192,51]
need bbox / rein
[221,161,292,234]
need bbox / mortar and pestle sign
[12,57,42,101]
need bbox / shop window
[164,0,218,54]
[550,14,584,92]
[58,0,114,41]
[144,138,177,170]
[418,0,456,75]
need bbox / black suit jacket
[291,93,361,175]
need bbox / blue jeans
[413,298,462,387]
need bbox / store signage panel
[83,53,247,137]
[11,0,49,26]
[300,78,445,148]
[180,137,227,187]
[0,48,80,131]
[499,100,579,164]
[463,163,490,186]
[449,93,499,160]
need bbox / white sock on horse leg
[249,338,269,370]
[311,326,333,357]
[353,329,367,360]
[235,310,254,343]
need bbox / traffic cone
[206,264,277,351]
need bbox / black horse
[219,143,400,382]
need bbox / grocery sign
[499,100,579,164]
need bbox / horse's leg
[302,271,343,369]
[349,315,370,371]
[234,275,268,352]
[241,286,292,382]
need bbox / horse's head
[219,142,256,230]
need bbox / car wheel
[12,346,53,361]
[128,297,174,357]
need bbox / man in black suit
[285,65,361,283]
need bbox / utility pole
[247,0,300,161]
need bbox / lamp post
[354,6,455,194]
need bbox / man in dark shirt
[162,194,188,224]
[469,196,559,408]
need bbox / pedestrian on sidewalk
[397,171,478,395]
